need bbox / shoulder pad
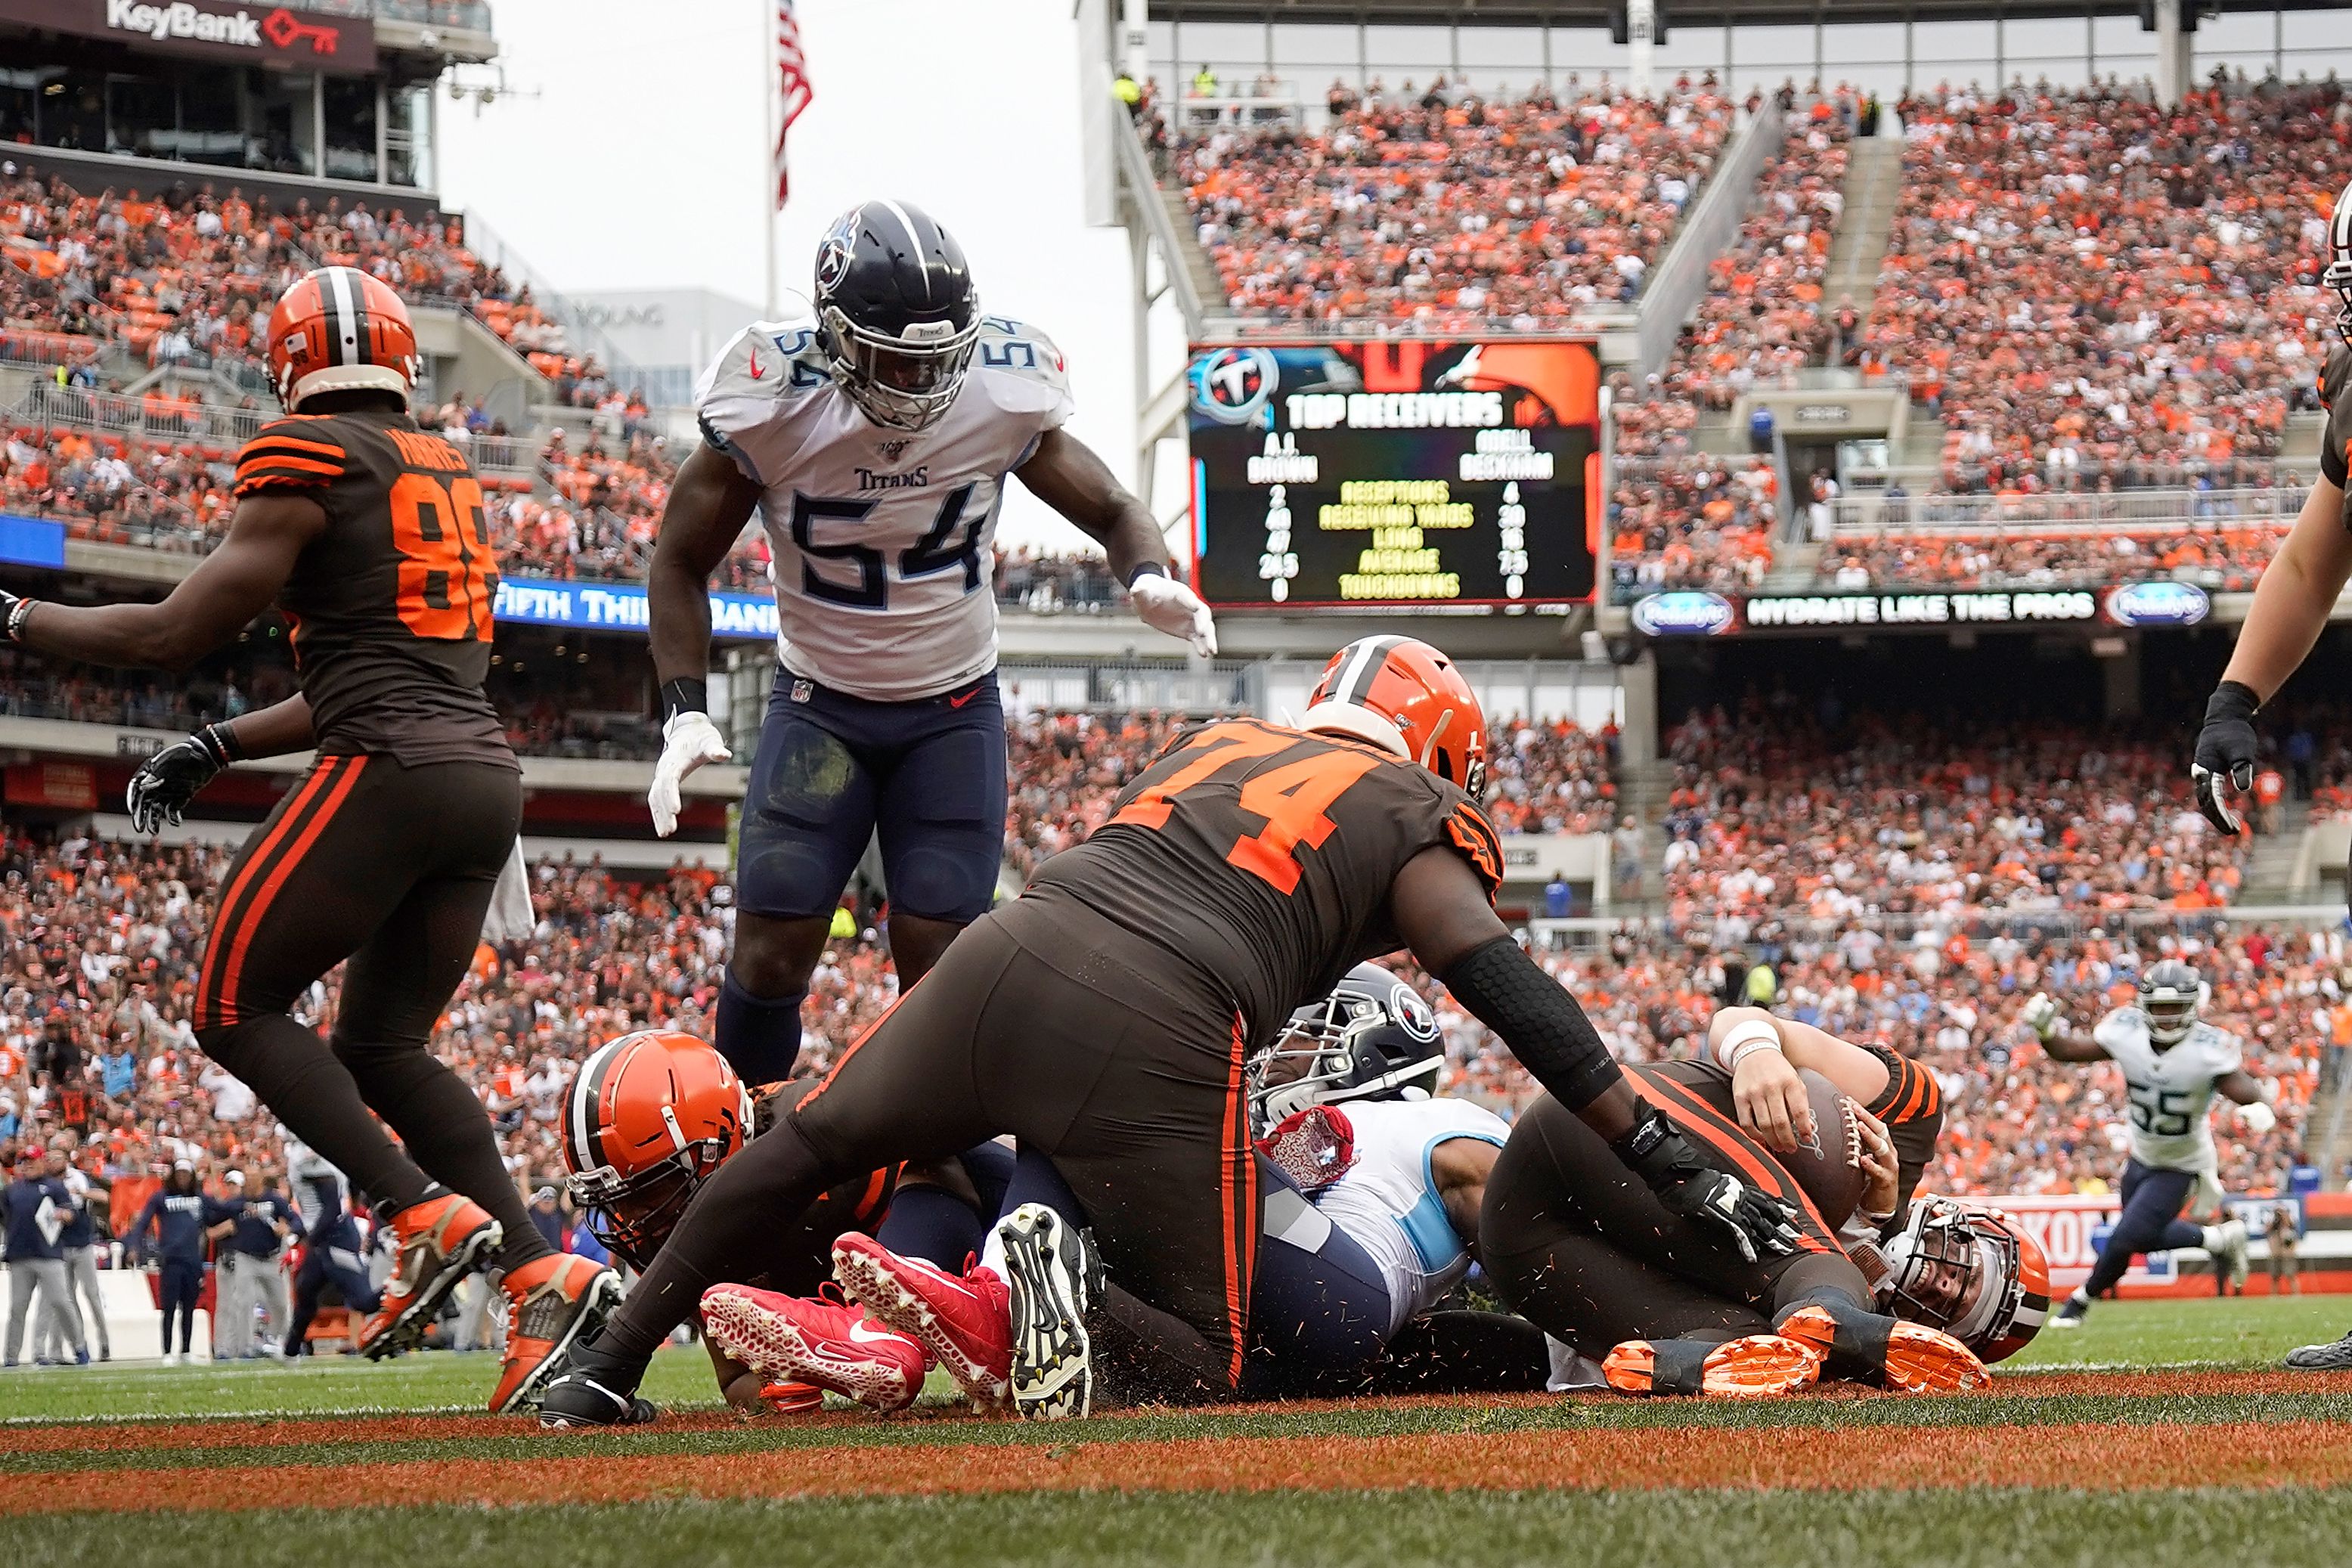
[2326,346,2352,411]
[970,315,1074,417]
[234,417,349,496]
[695,317,834,485]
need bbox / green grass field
[3,1295,2347,1567]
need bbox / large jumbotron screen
[1186,339,1601,610]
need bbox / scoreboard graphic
[1187,339,1601,610]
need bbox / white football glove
[2022,992,2062,1042]
[647,710,733,838]
[2239,1099,2278,1136]
[1128,571,1219,658]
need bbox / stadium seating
[1171,80,1737,324]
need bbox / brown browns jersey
[2323,346,2352,494]
[234,410,512,768]
[1018,717,1503,1044]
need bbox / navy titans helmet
[2137,959,2204,1048]
[812,200,980,432]
[1247,963,1446,1134]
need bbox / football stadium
[5,0,2352,1561]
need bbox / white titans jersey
[696,311,1074,701]
[2092,1008,2242,1173]
[1310,1098,1511,1336]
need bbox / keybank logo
[1631,590,1736,637]
[107,1,264,45]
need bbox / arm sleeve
[234,419,348,498]
[2324,353,2350,491]
[1859,1046,1945,1220]
[1436,934,1622,1111]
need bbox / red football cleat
[700,1283,926,1414]
[832,1232,1012,1405]
[491,1253,623,1414]
[355,1188,500,1361]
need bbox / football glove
[647,710,732,838]
[2191,680,2260,836]
[127,724,238,834]
[2239,1099,2278,1136]
[1128,569,1219,658]
[2021,992,2062,1043]
[1613,1104,1802,1263]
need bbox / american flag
[774,0,812,210]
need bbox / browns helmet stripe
[1332,636,1406,708]
[321,265,362,368]
[569,1036,633,1174]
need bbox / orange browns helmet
[1876,1197,2051,1363]
[1301,636,1487,798]
[562,1030,752,1269]
[265,265,421,411]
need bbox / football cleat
[491,1253,624,1414]
[761,1381,826,1415]
[1779,1304,1991,1393]
[998,1203,1103,1421]
[701,1282,926,1414]
[832,1231,1013,1405]
[2047,1291,2090,1330]
[355,1188,500,1360]
[2284,1331,2352,1371]
[2211,1218,2251,1291]
[538,1331,656,1429]
[1602,1334,1824,1399]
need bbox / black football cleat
[999,1202,1105,1421]
[537,1331,657,1429]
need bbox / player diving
[640,200,1220,1088]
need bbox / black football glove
[2190,680,2260,836]
[127,724,239,835]
[1613,1102,1802,1263]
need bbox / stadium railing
[1524,903,2350,951]
[1829,483,2310,532]
[1630,100,1782,383]
[272,0,494,27]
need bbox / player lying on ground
[1483,1006,2014,1397]
[0,268,616,1412]
[641,200,1216,1089]
[560,1029,1021,1414]
[2023,960,2267,1328]
[699,965,1553,1412]
[538,637,1799,1427]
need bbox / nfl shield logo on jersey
[790,680,814,704]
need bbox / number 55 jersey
[696,310,1074,702]
[234,411,512,767]
[1018,717,1504,1045]
[2090,1007,2242,1174]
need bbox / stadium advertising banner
[494,576,777,642]
[1632,582,2211,637]
[1187,339,1601,610]
[0,0,379,73]
[0,514,67,571]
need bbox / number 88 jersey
[2091,1007,2242,1173]
[234,410,512,768]
[696,311,1075,702]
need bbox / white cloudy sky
[437,0,1139,550]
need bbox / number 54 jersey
[2091,1008,2243,1173]
[696,311,1074,702]
[233,411,511,768]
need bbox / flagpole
[762,0,779,317]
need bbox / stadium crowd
[1814,519,2293,592]
[1861,77,2346,494]
[1172,78,1736,324]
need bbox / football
[1780,1068,1868,1230]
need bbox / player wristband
[659,677,709,723]
[2,594,36,644]
[1715,1017,1783,1074]
[194,722,244,767]
[1126,561,1169,589]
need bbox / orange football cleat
[1604,1334,1824,1398]
[491,1253,623,1414]
[1778,1304,1991,1393]
[355,1188,500,1360]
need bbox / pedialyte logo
[1631,591,1737,637]
[2104,581,2210,628]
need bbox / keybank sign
[107,1,262,45]
[493,576,779,641]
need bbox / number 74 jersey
[696,311,1075,701]
[2091,1008,2243,1173]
